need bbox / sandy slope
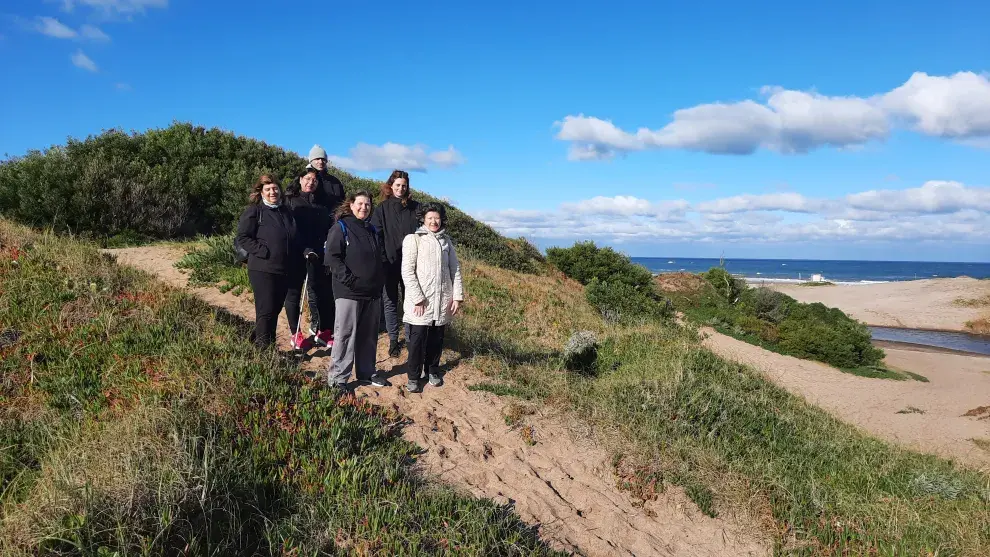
[771,277,988,331]
[106,246,767,557]
[702,328,990,468]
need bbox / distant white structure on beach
[810,273,826,283]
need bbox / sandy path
[701,328,990,468]
[107,246,767,557]
[771,277,988,332]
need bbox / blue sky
[1,0,989,262]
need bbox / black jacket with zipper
[324,215,386,300]
[370,197,421,265]
[285,191,331,256]
[235,203,304,276]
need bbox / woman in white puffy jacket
[400,202,464,393]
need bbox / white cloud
[881,72,990,139]
[846,180,990,213]
[60,0,168,16]
[36,16,77,38]
[474,182,990,245]
[32,17,111,42]
[79,24,110,41]
[71,49,97,72]
[556,71,990,159]
[330,142,465,172]
[115,82,131,91]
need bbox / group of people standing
[235,145,464,394]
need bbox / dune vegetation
[3,125,989,555]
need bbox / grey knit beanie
[308,144,327,161]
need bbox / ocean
[631,257,990,284]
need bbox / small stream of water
[869,326,990,356]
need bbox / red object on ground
[291,331,313,351]
[314,329,334,347]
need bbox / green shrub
[739,287,793,324]
[546,241,653,289]
[0,123,543,274]
[702,267,745,303]
[778,302,884,368]
[586,279,671,324]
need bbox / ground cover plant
[0,220,561,555]
[0,123,543,274]
[451,260,990,556]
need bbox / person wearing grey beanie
[306,144,346,218]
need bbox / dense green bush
[586,279,671,324]
[670,267,884,370]
[702,267,745,303]
[0,122,543,273]
[546,241,654,289]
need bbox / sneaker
[313,329,334,347]
[290,331,312,351]
[428,373,444,387]
[388,339,401,358]
[370,374,391,387]
[405,380,423,393]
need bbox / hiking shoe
[327,382,352,397]
[388,339,401,358]
[428,373,444,387]
[370,374,390,388]
[313,328,334,347]
[405,380,423,393]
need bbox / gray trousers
[328,298,381,385]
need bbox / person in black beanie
[283,168,334,348]
[370,169,420,357]
[235,175,304,349]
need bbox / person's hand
[413,301,426,317]
[450,300,461,316]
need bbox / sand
[107,246,768,557]
[770,277,989,332]
[702,328,990,468]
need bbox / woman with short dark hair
[283,168,334,349]
[400,202,464,392]
[235,174,304,349]
[371,169,420,357]
[325,190,388,393]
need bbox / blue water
[632,257,990,284]
[869,327,990,356]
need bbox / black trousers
[285,259,335,334]
[248,270,289,349]
[406,323,445,382]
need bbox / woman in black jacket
[370,170,420,357]
[235,174,304,349]
[283,168,334,348]
[325,190,388,392]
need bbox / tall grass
[454,262,990,555]
[0,220,561,555]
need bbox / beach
[770,276,989,332]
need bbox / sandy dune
[107,246,767,557]
[702,328,990,468]
[771,277,988,332]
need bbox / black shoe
[388,339,401,358]
[405,380,423,393]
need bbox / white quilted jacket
[401,227,464,326]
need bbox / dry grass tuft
[654,272,707,293]
[965,316,990,335]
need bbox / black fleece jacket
[235,203,304,276]
[324,215,386,300]
[370,197,421,265]
[285,191,331,255]
[312,169,346,217]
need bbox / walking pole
[292,271,313,351]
